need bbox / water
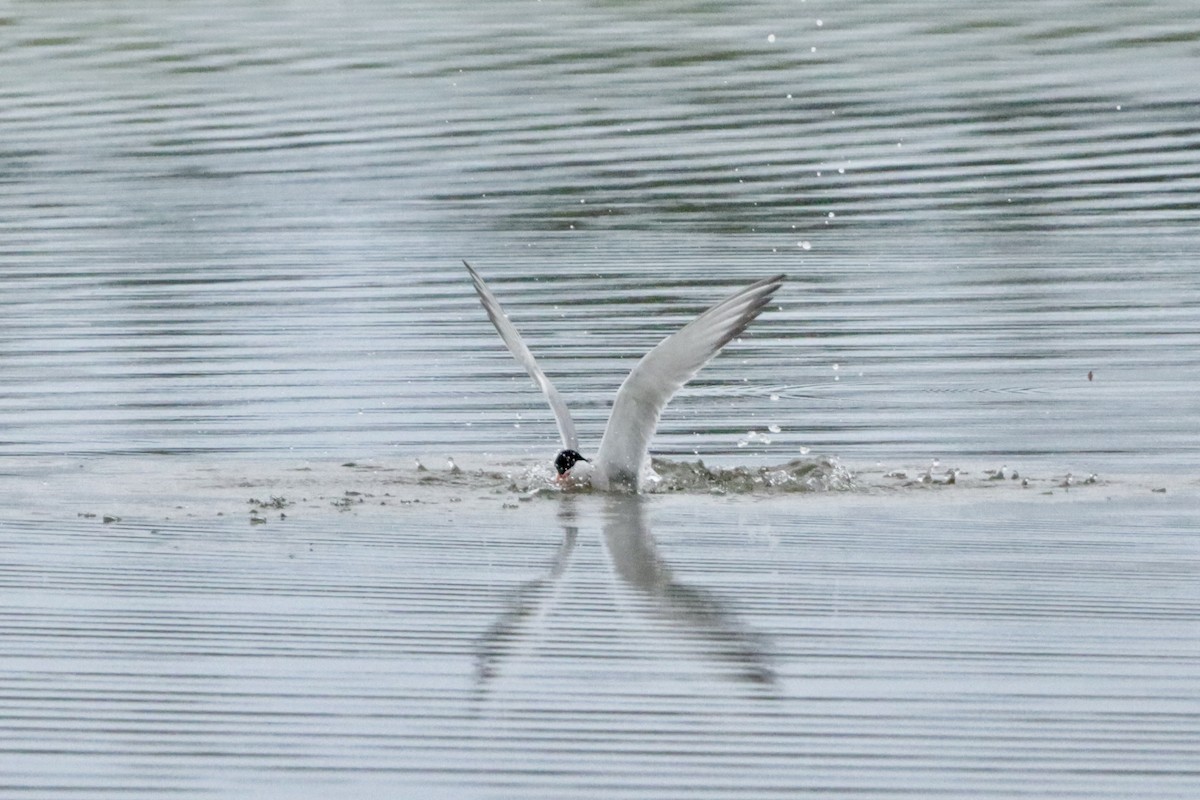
[3,470,1197,799]
[2,1,1199,797]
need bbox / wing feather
[463,261,579,450]
[594,274,784,487]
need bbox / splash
[496,456,854,495]
[647,456,855,494]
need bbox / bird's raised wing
[464,261,579,450]
[594,274,784,486]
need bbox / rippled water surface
[2,1,1199,797]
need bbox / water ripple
[3,2,1200,797]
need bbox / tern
[464,261,784,491]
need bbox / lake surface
[2,1,1198,797]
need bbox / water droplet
[767,33,776,43]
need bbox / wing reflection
[477,495,774,690]
[474,496,579,686]
[601,494,775,686]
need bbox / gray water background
[2,1,1198,797]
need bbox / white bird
[464,261,784,491]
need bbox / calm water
[2,0,1199,797]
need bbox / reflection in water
[601,495,775,686]
[476,495,774,691]
[475,498,580,687]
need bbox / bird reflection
[475,494,774,690]
[600,494,775,685]
[474,496,579,686]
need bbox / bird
[464,261,784,491]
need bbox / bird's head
[553,449,590,482]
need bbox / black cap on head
[554,449,589,475]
